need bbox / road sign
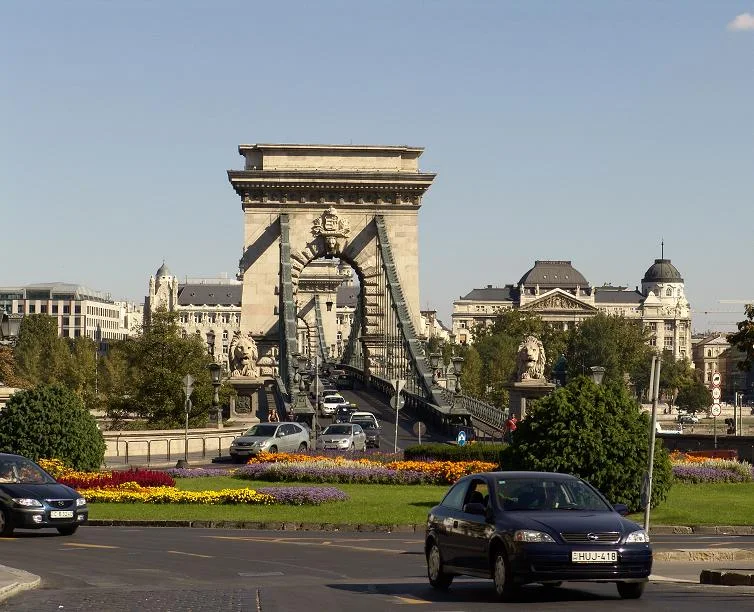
[412,421,427,437]
[183,374,195,398]
[711,387,721,401]
[391,379,406,410]
[711,403,722,417]
[712,372,721,385]
[456,430,467,446]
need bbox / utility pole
[643,355,661,533]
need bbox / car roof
[323,395,345,401]
[0,453,25,460]
[350,411,375,417]
[462,471,581,481]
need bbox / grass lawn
[629,482,754,526]
[88,476,448,525]
[88,478,754,527]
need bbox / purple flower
[672,465,750,483]
[256,486,349,505]
[233,462,437,485]
[166,468,231,478]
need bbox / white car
[349,411,378,429]
[320,394,345,416]
[318,423,367,451]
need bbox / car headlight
[13,498,43,507]
[625,529,650,543]
[76,497,87,507]
[514,530,555,543]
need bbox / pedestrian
[268,407,279,422]
[504,414,518,443]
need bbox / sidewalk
[0,564,40,604]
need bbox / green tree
[657,350,694,409]
[61,336,100,410]
[0,346,27,388]
[565,313,652,388]
[0,384,105,470]
[503,377,672,512]
[13,315,70,385]
[458,344,483,398]
[676,379,713,414]
[102,309,215,427]
[728,305,754,372]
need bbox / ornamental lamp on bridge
[207,362,223,429]
[589,366,606,385]
[451,356,464,394]
[429,352,442,385]
[0,310,22,346]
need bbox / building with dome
[451,258,692,361]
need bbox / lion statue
[229,331,259,377]
[516,335,546,382]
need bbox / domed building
[452,258,692,361]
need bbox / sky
[2,1,752,333]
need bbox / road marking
[167,550,213,558]
[239,571,285,577]
[393,596,430,605]
[64,543,119,549]
[205,535,409,554]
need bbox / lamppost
[589,366,606,385]
[207,362,222,429]
[0,310,22,347]
[429,353,442,385]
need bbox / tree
[0,346,27,388]
[565,313,652,389]
[503,377,673,512]
[458,345,483,398]
[61,336,100,410]
[728,305,754,372]
[13,315,70,385]
[0,384,105,471]
[101,309,215,427]
[676,379,713,414]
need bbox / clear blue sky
[2,1,752,332]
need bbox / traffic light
[725,418,735,435]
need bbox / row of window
[179,312,239,324]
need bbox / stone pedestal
[225,377,265,426]
[504,381,556,420]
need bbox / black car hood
[505,511,637,535]
[0,482,79,499]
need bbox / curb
[700,569,754,586]
[654,548,754,562]
[88,519,421,532]
[0,565,41,604]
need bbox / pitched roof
[594,288,644,305]
[177,284,242,306]
[459,286,514,301]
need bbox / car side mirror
[463,502,487,516]
[613,503,629,516]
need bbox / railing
[106,431,243,466]
[279,214,298,394]
[314,296,328,364]
[274,375,292,420]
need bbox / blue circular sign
[457,430,467,446]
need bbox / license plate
[571,551,617,563]
[50,510,74,519]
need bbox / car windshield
[352,419,376,429]
[244,424,278,437]
[497,477,611,512]
[0,457,54,484]
[323,425,352,435]
[324,396,344,404]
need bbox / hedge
[403,442,506,465]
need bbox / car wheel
[298,442,307,452]
[268,446,278,453]
[57,525,78,536]
[350,442,355,450]
[230,454,244,464]
[617,582,645,599]
[0,508,14,537]
[492,548,517,601]
[427,541,453,590]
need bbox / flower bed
[236,453,497,485]
[670,452,754,484]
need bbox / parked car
[319,394,346,416]
[425,471,651,600]
[333,403,358,424]
[317,423,367,451]
[0,453,88,537]
[349,411,381,448]
[229,422,310,463]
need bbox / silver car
[229,422,310,463]
[317,423,367,451]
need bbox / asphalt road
[3,528,754,611]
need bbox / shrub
[502,377,673,513]
[0,384,105,471]
[403,442,506,464]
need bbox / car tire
[427,541,453,590]
[0,508,14,537]
[298,442,307,452]
[617,582,645,599]
[230,454,244,464]
[268,446,278,453]
[492,548,517,601]
[57,525,78,536]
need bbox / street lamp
[452,356,464,394]
[0,311,22,346]
[207,362,222,429]
[589,366,606,385]
[429,352,441,385]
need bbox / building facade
[0,283,140,345]
[452,258,693,361]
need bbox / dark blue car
[0,453,88,537]
[425,471,651,600]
